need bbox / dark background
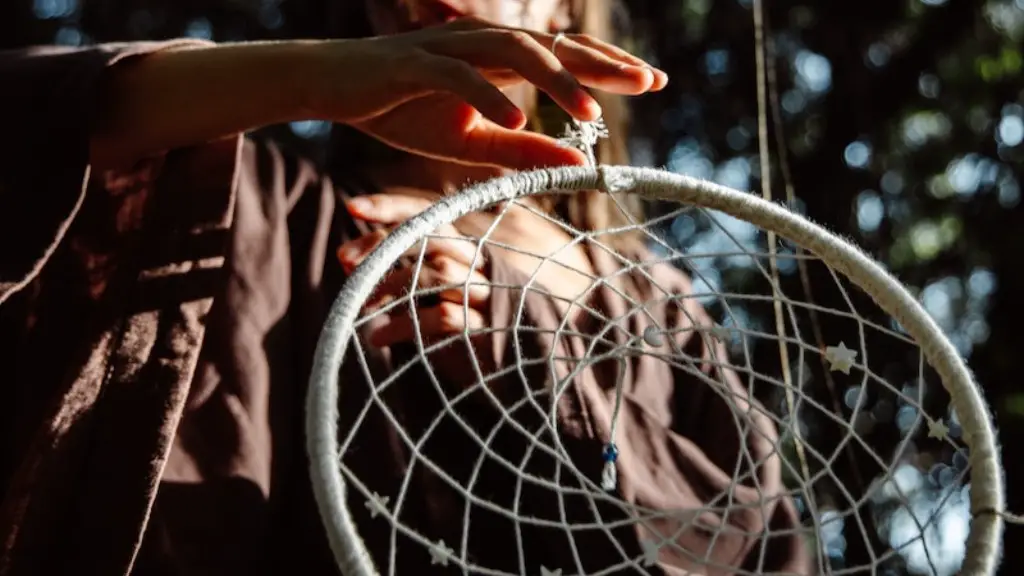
[2,0,1023,574]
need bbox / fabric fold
[0,41,212,305]
[0,41,237,576]
[466,240,808,575]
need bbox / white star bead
[824,342,858,374]
[642,326,665,347]
[540,567,562,576]
[430,539,453,566]
[640,539,660,567]
[928,418,950,440]
[364,492,390,519]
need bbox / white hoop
[306,164,1004,575]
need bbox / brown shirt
[0,43,810,575]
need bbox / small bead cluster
[601,443,619,491]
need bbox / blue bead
[602,444,619,462]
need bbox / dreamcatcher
[305,3,1019,575]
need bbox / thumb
[459,122,589,170]
[354,98,589,170]
[439,103,589,169]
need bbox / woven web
[332,165,974,576]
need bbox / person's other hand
[336,192,491,347]
[307,17,667,170]
[337,189,600,337]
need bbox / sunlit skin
[336,0,669,352]
[87,0,667,358]
[90,4,665,170]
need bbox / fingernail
[583,97,603,120]
[346,197,371,214]
[637,67,655,85]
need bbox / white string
[557,119,624,492]
[306,162,1010,575]
[752,0,811,495]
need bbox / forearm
[89,40,319,169]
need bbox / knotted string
[558,118,623,492]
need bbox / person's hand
[337,190,600,346]
[337,192,491,347]
[307,17,667,170]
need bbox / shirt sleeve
[0,41,211,305]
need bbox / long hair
[326,0,641,246]
[541,0,642,245]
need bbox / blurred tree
[2,0,1023,573]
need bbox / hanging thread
[558,118,624,492]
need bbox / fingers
[563,34,669,92]
[458,119,590,169]
[431,29,602,121]
[357,97,588,169]
[426,19,666,100]
[337,230,482,273]
[441,16,663,77]
[369,301,486,347]
[336,228,388,273]
[345,192,433,224]
[367,256,491,310]
[338,194,485,271]
[535,33,656,95]
[409,52,527,129]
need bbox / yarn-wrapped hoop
[306,164,1005,575]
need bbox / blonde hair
[532,0,643,248]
